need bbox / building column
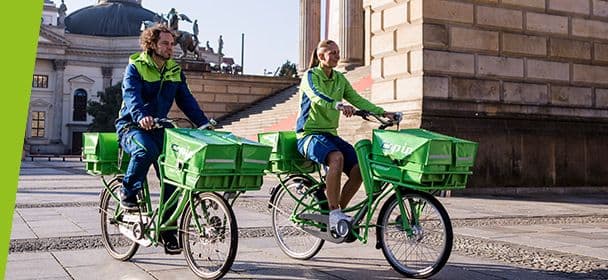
[52,59,66,144]
[101,66,113,90]
[299,0,321,73]
[336,0,364,70]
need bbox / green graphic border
[0,1,42,276]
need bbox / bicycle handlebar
[335,102,402,130]
[127,118,217,130]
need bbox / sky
[59,0,300,75]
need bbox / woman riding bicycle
[295,40,397,231]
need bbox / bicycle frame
[99,154,211,247]
[272,160,417,244]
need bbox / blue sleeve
[175,72,209,127]
[121,64,149,123]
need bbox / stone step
[220,66,372,139]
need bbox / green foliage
[87,83,122,132]
[278,60,297,78]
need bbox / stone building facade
[31,0,223,155]
[300,0,608,193]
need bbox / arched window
[73,89,87,121]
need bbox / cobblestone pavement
[6,159,608,279]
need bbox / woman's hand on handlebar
[340,104,356,118]
[139,116,155,130]
[383,112,402,122]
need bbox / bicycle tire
[271,178,325,260]
[377,188,453,279]
[180,192,238,280]
[99,177,139,261]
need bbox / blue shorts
[297,133,358,174]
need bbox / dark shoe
[162,233,182,255]
[120,191,139,210]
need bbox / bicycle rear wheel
[99,177,139,261]
[181,192,237,280]
[377,188,453,279]
[271,178,324,260]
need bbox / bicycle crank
[297,213,351,244]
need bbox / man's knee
[130,145,160,164]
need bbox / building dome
[65,0,155,37]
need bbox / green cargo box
[370,129,477,189]
[400,129,478,167]
[162,129,239,190]
[369,158,471,189]
[164,129,239,172]
[258,131,317,174]
[163,129,267,191]
[214,131,272,172]
[369,155,447,185]
[82,132,129,175]
[372,129,452,166]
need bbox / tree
[87,83,122,132]
[278,60,297,78]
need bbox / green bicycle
[259,111,477,279]
[83,118,271,280]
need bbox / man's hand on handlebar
[139,116,155,130]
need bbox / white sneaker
[329,209,353,231]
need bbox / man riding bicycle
[115,24,210,254]
[296,39,398,231]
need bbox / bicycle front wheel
[180,192,237,280]
[377,188,453,279]
[271,178,324,260]
[99,177,139,261]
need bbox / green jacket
[295,66,384,138]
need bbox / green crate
[372,129,452,166]
[233,174,264,190]
[258,131,318,174]
[214,131,272,172]
[442,166,471,188]
[163,129,269,191]
[164,129,239,172]
[369,158,447,185]
[82,132,129,175]
[162,129,239,190]
[369,129,477,189]
[400,129,478,167]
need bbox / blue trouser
[120,128,164,198]
[119,128,176,236]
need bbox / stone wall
[366,0,608,192]
[170,67,299,120]
[422,0,608,117]
[365,0,424,128]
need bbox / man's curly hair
[139,24,175,53]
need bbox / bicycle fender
[99,176,124,212]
